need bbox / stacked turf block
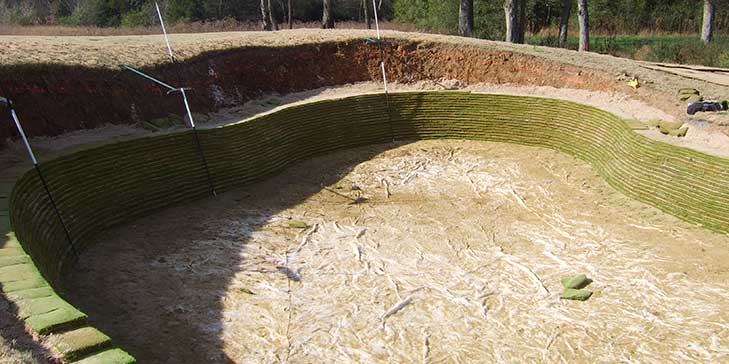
[6,92,729,362]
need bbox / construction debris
[678,88,703,104]
[655,120,689,137]
[560,288,593,301]
[142,114,185,131]
[561,274,592,290]
[687,101,728,116]
[560,274,593,301]
[288,220,309,229]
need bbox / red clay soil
[0,41,620,143]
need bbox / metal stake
[372,0,395,142]
[1,95,78,259]
[122,2,217,197]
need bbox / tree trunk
[459,0,473,37]
[261,0,273,31]
[278,0,286,24]
[516,0,526,43]
[702,0,715,44]
[559,0,571,48]
[268,0,278,31]
[363,0,371,29]
[322,0,334,29]
[577,0,589,52]
[288,0,294,29]
[504,0,517,43]
[280,0,287,25]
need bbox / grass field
[528,34,729,68]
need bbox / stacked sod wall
[11,92,729,289]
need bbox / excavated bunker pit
[7,91,729,364]
[2,40,728,364]
[62,139,729,364]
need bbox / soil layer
[0,38,618,142]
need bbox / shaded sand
[64,140,729,364]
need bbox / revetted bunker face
[6,91,729,362]
[11,91,729,280]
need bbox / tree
[260,0,277,30]
[288,0,293,29]
[577,0,589,51]
[268,0,278,30]
[458,0,473,37]
[516,0,526,43]
[363,0,371,29]
[702,0,715,43]
[322,0,334,28]
[504,0,527,43]
[168,0,204,23]
[559,0,572,48]
[504,0,517,42]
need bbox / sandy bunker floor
[62,140,729,364]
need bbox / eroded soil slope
[3,30,727,143]
[0,36,617,141]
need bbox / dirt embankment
[0,38,620,143]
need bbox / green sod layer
[6,91,729,362]
[11,92,729,281]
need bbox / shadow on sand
[60,142,409,363]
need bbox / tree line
[0,1,724,46]
[401,0,725,45]
[0,1,394,27]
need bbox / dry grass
[5,21,705,39]
[0,21,425,36]
[534,25,706,38]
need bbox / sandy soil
[63,140,729,364]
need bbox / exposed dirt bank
[63,140,729,364]
[0,35,619,142]
[2,30,728,144]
